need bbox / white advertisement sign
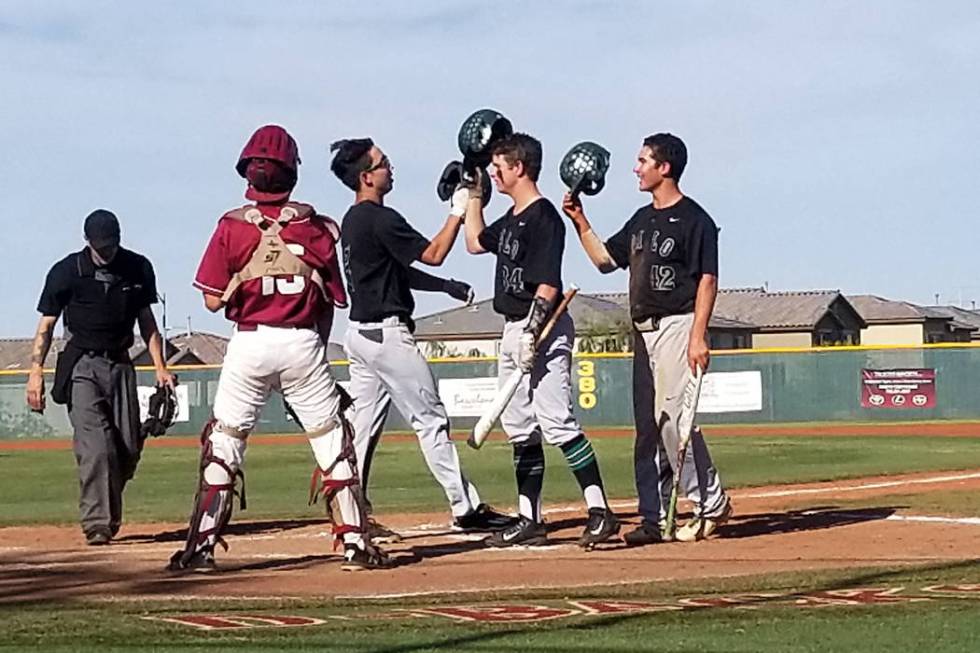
[137,385,190,423]
[439,377,500,417]
[698,371,763,414]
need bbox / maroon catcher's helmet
[236,125,301,177]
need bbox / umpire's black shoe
[578,508,621,549]
[453,504,517,532]
[85,529,111,546]
[623,520,667,547]
[485,516,548,547]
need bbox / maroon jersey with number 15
[194,203,347,328]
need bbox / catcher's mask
[457,109,513,171]
[142,383,179,438]
[559,141,611,197]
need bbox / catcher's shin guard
[169,421,246,570]
[307,412,380,556]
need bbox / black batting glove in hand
[444,279,475,304]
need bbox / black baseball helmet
[457,109,513,169]
[559,141,611,196]
[436,160,492,207]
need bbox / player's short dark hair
[83,209,120,242]
[329,138,375,191]
[491,133,542,182]
[643,133,688,181]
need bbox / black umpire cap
[83,209,121,243]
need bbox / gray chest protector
[220,203,327,303]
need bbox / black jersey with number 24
[478,197,565,319]
[605,196,718,322]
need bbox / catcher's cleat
[341,543,391,572]
[623,520,670,547]
[675,499,734,542]
[453,504,517,532]
[166,548,216,573]
[485,516,548,548]
[367,518,403,544]
[578,507,620,549]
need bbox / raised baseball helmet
[559,141,611,196]
[457,109,513,169]
[436,160,492,207]
[236,125,301,177]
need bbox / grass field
[1,434,980,525]
[2,562,978,652]
[2,431,979,652]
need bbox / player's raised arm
[561,192,618,274]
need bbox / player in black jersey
[563,133,732,544]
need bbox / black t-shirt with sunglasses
[341,200,430,323]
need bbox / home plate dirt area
[2,469,978,605]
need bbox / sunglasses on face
[365,155,391,173]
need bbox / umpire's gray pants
[67,353,142,537]
[634,313,727,523]
[345,318,480,518]
[499,313,582,446]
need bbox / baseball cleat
[367,518,403,544]
[675,499,734,542]
[453,503,518,532]
[85,529,112,546]
[623,520,670,547]
[578,507,621,549]
[485,516,548,547]
[166,548,216,573]
[341,543,392,571]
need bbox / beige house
[713,288,865,348]
[847,295,976,345]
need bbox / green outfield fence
[2,343,978,439]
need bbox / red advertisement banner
[861,368,936,409]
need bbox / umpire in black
[26,210,175,545]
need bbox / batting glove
[517,331,536,373]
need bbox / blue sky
[2,1,979,339]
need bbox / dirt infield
[2,469,978,605]
[3,420,980,451]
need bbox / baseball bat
[467,286,579,449]
[664,364,704,539]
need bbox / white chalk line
[738,471,980,499]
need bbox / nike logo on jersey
[668,216,680,223]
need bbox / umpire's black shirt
[37,247,157,351]
[341,200,430,323]
[605,196,719,321]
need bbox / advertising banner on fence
[699,371,763,413]
[439,377,499,417]
[861,368,936,409]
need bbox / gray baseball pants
[634,313,727,523]
[345,317,480,518]
[67,352,142,538]
[498,312,581,446]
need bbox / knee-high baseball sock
[513,442,545,522]
[560,435,607,510]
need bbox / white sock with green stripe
[559,435,607,510]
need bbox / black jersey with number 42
[605,196,718,321]
[479,197,565,320]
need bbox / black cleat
[167,548,216,573]
[85,529,111,546]
[485,516,548,547]
[453,504,517,532]
[578,508,621,549]
[623,520,668,547]
[341,543,392,571]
